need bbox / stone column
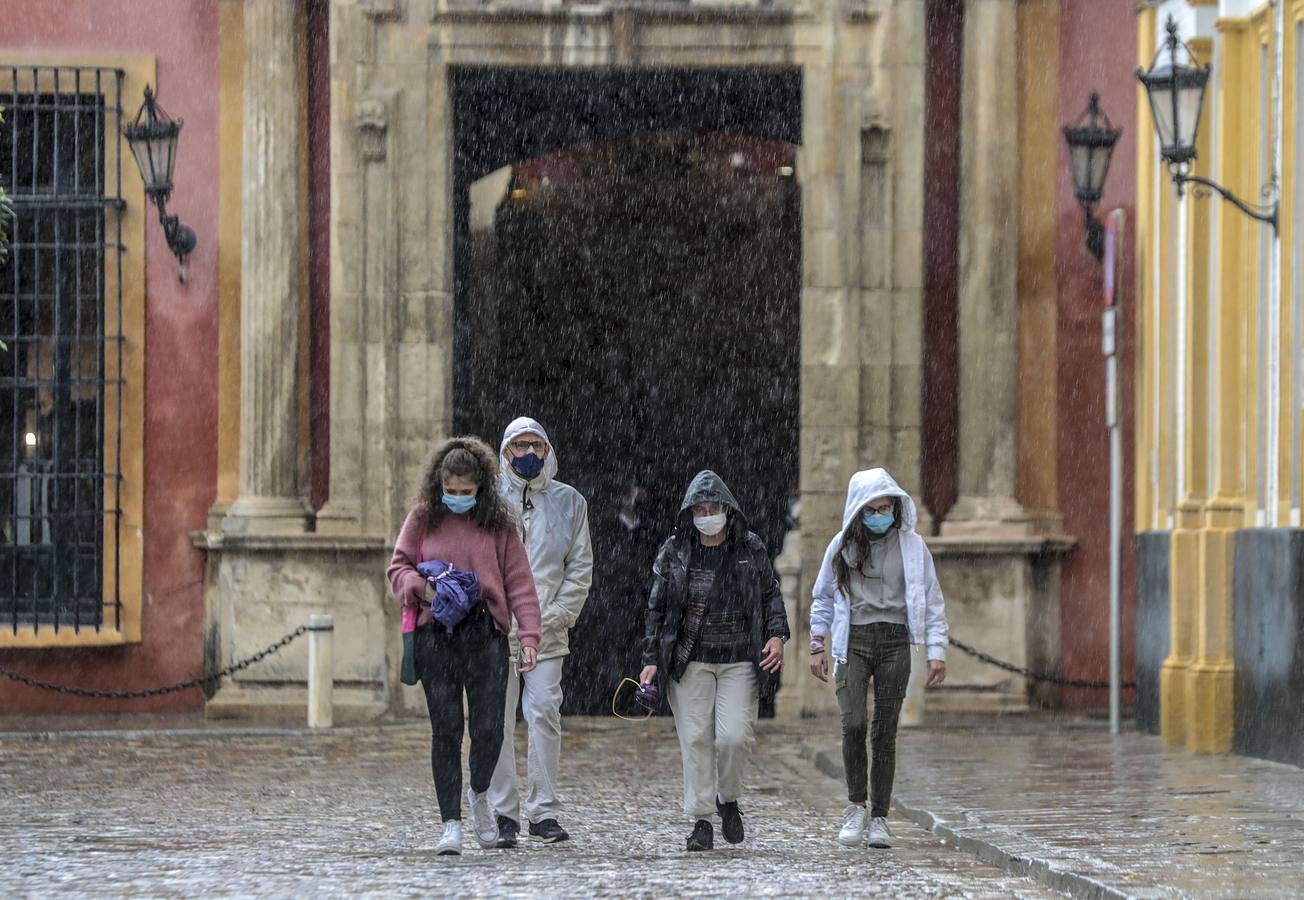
[795,18,862,718]
[224,0,310,534]
[1016,0,1062,536]
[944,0,1027,536]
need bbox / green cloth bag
[400,631,418,685]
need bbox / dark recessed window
[0,66,125,633]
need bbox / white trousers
[668,661,758,821]
[488,656,564,825]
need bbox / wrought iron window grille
[0,65,125,635]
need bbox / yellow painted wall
[1139,2,1303,752]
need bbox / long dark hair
[414,436,515,534]
[833,497,902,597]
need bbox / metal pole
[1109,351,1122,735]
[1103,208,1125,736]
[307,614,334,729]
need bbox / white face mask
[693,512,728,536]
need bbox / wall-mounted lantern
[1137,16,1278,232]
[1063,92,1122,261]
[122,86,198,282]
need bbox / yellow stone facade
[1139,1,1304,752]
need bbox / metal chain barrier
[0,625,309,700]
[948,636,1137,690]
[4,626,1134,697]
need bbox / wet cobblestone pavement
[810,723,1304,899]
[0,717,1058,898]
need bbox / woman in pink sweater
[388,436,542,856]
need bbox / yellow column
[1277,4,1300,525]
[1166,34,1216,748]
[1136,7,1194,744]
[1190,16,1256,754]
[214,0,244,524]
[1157,159,1189,744]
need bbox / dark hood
[676,469,748,537]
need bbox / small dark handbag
[400,631,418,686]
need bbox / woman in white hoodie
[809,468,948,850]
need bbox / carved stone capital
[354,96,390,162]
[361,0,402,22]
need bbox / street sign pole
[1103,209,1124,735]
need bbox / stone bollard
[307,614,335,729]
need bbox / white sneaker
[435,820,462,856]
[838,804,867,846]
[466,787,499,848]
[867,816,892,848]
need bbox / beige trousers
[668,661,758,821]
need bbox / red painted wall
[1055,0,1138,707]
[0,0,220,713]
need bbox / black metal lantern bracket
[1063,92,1123,262]
[122,85,198,282]
[1138,16,1278,234]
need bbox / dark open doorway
[451,67,801,714]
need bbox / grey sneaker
[867,816,892,848]
[435,820,462,856]
[838,804,867,846]
[466,787,499,849]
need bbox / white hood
[811,467,949,665]
[499,416,559,490]
[838,467,919,538]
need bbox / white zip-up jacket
[498,417,593,661]
[810,468,948,675]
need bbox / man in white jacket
[489,416,593,846]
[808,468,948,851]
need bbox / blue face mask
[442,494,477,514]
[510,451,545,480]
[862,511,894,534]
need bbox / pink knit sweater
[387,505,541,649]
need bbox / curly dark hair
[833,496,902,598]
[413,436,516,534]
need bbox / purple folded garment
[416,560,482,634]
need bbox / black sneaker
[716,798,744,844]
[528,819,570,844]
[687,819,713,851]
[496,816,519,849]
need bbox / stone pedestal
[195,532,394,722]
[926,535,1073,712]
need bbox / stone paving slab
[804,724,1304,900]
[0,717,1061,898]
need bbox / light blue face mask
[862,511,894,534]
[442,494,477,514]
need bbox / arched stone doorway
[456,100,802,710]
[450,68,801,712]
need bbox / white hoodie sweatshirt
[810,468,949,675]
